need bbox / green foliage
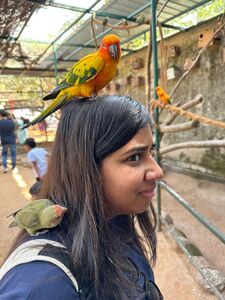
[123,32,150,51]
[196,0,225,19]
[125,0,225,51]
[169,0,225,29]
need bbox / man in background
[0,109,17,173]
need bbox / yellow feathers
[24,34,121,128]
[155,86,170,104]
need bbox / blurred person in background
[17,117,28,144]
[7,113,19,142]
[0,109,17,173]
[29,181,42,200]
[23,137,49,182]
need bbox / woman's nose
[145,158,164,181]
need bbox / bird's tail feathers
[9,220,18,228]
[43,90,60,101]
[43,80,71,101]
[23,94,68,128]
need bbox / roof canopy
[0,0,217,77]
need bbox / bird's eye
[102,43,106,48]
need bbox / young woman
[0,95,164,299]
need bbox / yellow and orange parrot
[24,34,121,128]
[155,86,170,104]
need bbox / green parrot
[8,199,67,235]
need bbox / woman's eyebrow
[121,145,149,157]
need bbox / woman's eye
[150,149,155,156]
[150,145,157,156]
[128,154,141,162]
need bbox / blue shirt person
[0,109,17,173]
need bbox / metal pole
[159,180,225,244]
[48,1,138,22]
[29,0,102,70]
[64,2,152,59]
[151,0,161,231]
[52,43,59,85]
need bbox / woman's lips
[140,189,155,198]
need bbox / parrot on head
[155,86,171,104]
[24,34,121,128]
[8,199,67,235]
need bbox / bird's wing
[7,208,22,218]
[7,199,53,217]
[65,53,105,86]
[17,209,39,228]
[28,198,53,209]
[43,81,72,100]
[43,54,104,101]
[8,220,18,228]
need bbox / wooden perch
[92,16,143,30]
[160,120,199,133]
[152,99,225,129]
[162,94,203,126]
[160,140,225,155]
[91,15,99,49]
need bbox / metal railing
[158,180,225,244]
[157,180,225,300]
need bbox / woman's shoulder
[0,230,78,299]
[124,243,155,282]
[0,260,79,300]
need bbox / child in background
[23,138,49,182]
[29,181,42,200]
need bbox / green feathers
[67,66,98,85]
[23,94,68,128]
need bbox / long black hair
[10,95,157,299]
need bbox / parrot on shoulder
[8,199,67,235]
[155,86,171,104]
[24,34,121,128]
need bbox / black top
[0,119,16,145]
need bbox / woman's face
[101,125,164,218]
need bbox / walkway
[0,158,217,299]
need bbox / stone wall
[104,15,225,176]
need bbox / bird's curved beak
[109,44,118,59]
[61,207,68,214]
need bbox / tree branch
[160,140,225,155]
[160,120,199,133]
